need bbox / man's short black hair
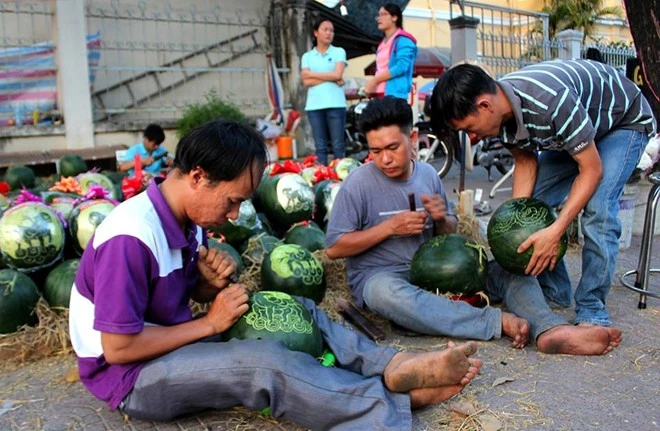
[144,124,165,145]
[173,119,267,184]
[359,96,412,135]
[430,64,497,135]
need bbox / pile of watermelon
[0,155,363,341]
[0,162,125,334]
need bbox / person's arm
[387,38,416,79]
[509,147,538,198]
[420,194,458,234]
[191,245,237,303]
[118,156,155,172]
[519,143,602,275]
[325,211,427,259]
[101,284,249,364]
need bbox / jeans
[307,108,346,166]
[362,265,568,342]
[533,129,647,326]
[362,270,502,340]
[119,297,411,430]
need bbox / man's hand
[518,224,564,276]
[421,194,448,222]
[143,156,155,166]
[387,210,427,236]
[197,245,237,289]
[204,284,250,334]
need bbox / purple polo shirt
[69,178,205,409]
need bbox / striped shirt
[498,59,657,154]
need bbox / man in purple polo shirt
[69,119,483,429]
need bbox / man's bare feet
[536,324,622,355]
[502,312,530,349]
[409,385,465,408]
[384,341,482,393]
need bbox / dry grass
[0,299,72,367]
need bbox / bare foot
[537,324,622,355]
[409,385,465,408]
[502,312,530,349]
[384,342,482,393]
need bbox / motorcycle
[417,113,514,181]
[343,99,369,160]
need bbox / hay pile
[0,299,71,365]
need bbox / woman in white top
[301,18,348,166]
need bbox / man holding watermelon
[326,96,624,356]
[69,119,483,429]
[430,61,656,351]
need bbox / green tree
[176,90,247,139]
[538,0,622,42]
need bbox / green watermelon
[410,234,488,296]
[76,172,117,200]
[207,238,244,276]
[332,158,361,180]
[208,200,262,248]
[261,244,326,302]
[69,199,117,255]
[240,233,282,263]
[58,155,88,178]
[253,174,315,230]
[0,202,66,271]
[487,197,568,275]
[4,165,36,190]
[43,258,79,308]
[313,180,341,229]
[0,268,41,333]
[223,291,323,358]
[41,191,79,221]
[284,222,326,252]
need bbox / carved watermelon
[0,202,66,272]
[69,199,117,255]
[312,180,341,229]
[76,172,117,200]
[261,243,326,303]
[223,291,323,358]
[487,197,568,275]
[253,173,315,230]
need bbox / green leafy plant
[176,90,247,139]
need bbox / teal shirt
[123,142,169,176]
[301,45,347,111]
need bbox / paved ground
[1,163,659,431]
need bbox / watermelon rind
[253,174,315,229]
[4,165,36,190]
[410,233,488,296]
[69,199,117,255]
[58,155,88,178]
[284,223,326,252]
[261,243,326,302]
[223,290,323,358]
[43,258,80,308]
[487,197,568,275]
[0,268,41,334]
[76,172,117,200]
[0,202,66,272]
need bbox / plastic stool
[620,172,660,309]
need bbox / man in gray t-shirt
[327,96,622,356]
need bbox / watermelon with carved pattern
[223,290,323,358]
[260,243,326,302]
[487,197,568,275]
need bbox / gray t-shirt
[325,161,453,306]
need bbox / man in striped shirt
[430,60,656,352]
